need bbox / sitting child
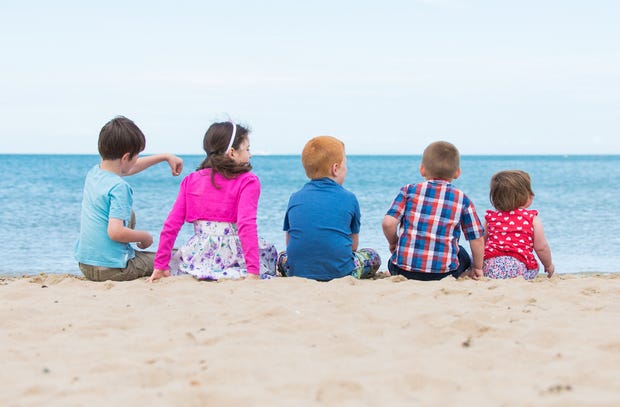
[483,170,554,279]
[382,141,484,280]
[278,136,381,281]
[74,116,183,281]
[151,120,277,281]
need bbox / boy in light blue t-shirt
[278,136,380,281]
[74,116,183,281]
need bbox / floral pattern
[483,255,539,280]
[169,221,277,280]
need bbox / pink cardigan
[154,169,261,274]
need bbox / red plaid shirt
[386,179,484,273]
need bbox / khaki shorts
[79,251,155,282]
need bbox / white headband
[225,121,237,153]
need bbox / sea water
[1,154,618,276]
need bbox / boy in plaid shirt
[382,141,484,281]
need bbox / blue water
[1,154,619,276]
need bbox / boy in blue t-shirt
[278,136,380,281]
[74,116,183,281]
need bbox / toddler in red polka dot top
[483,170,554,279]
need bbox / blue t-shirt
[74,165,135,268]
[283,178,361,280]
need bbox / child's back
[281,136,380,281]
[382,141,484,280]
[285,177,360,280]
[483,170,554,279]
[75,116,183,282]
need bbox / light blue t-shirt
[74,165,135,268]
[283,178,361,280]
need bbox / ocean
[1,154,618,277]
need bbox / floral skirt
[169,221,277,280]
[483,256,539,280]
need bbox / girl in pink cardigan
[150,121,277,281]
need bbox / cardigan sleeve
[154,177,188,270]
[236,174,261,275]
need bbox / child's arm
[351,233,359,252]
[382,215,399,253]
[482,220,488,243]
[468,237,484,279]
[126,154,183,176]
[107,218,153,249]
[532,216,554,278]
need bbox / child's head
[421,141,460,180]
[198,121,252,181]
[489,170,534,211]
[98,116,146,160]
[301,136,346,181]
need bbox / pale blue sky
[1,0,618,155]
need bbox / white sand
[1,273,619,406]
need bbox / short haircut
[421,141,460,180]
[301,136,345,179]
[489,170,534,211]
[98,116,146,160]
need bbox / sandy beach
[1,273,619,407]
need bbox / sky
[1,0,618,155]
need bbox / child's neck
[99,159,122,176]
[425,177,452,182]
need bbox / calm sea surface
[1,154,618,276]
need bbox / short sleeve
[108,182,133,224]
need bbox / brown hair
[301,136,345,179]
[421,141,460,180]
[98,116,146,160]
[489,170,534,211]
[198,122,252,188]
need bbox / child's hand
[545,264,555,278]
[167,155,184,176]
[149,269,170,282]
[463,267,483,280]
[137,234,153,249]
[388,243,397,253]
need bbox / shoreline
[2,273,619,405]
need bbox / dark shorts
[388,245,472,281]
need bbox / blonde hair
[301,136,345,179]
[421,141,460,180]
[489,170,534,211]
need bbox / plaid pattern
[386,180,484,273]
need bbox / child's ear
[419,165,426,177]
[331,162,339,177]
[121,152,132,162]
[453,168,462,180]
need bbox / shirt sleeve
[236,174,261,275]
[154,177,189,270]
[460,195,484,240]
[108,183,133,224]
[386,185,408,221]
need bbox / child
[150,121,277,281]
[382,141,484,281]
[74,116,184,281]
[483,170,554,279]
[278,135,381,281]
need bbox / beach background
[2,1,620,405]
[0,154,618,277]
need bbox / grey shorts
[79,251,155,282]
